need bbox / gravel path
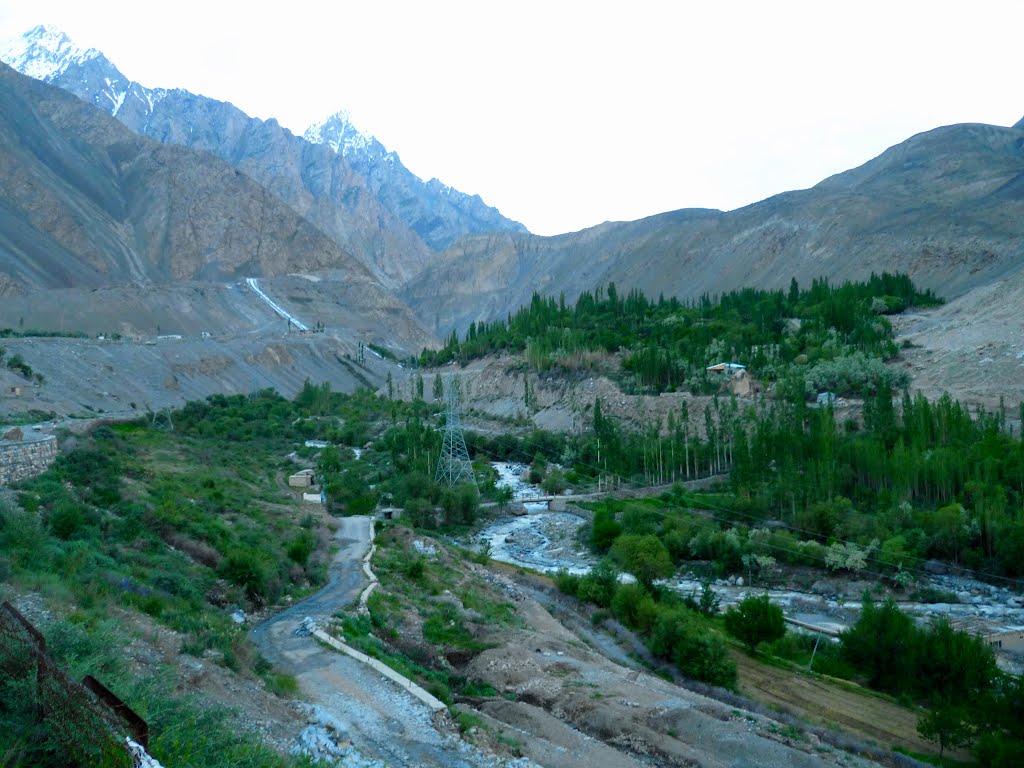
[253,516,517,767]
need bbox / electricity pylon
[435,379,473,486]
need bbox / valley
[1,18,1024,768]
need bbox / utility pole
[435,379,473,487]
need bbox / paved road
[252,516,502,768]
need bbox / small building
[706,362,746,374]
[303,489,325,504]
[9,386,21,397]
[288,469,317,488]
[816,391,837,406]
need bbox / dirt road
[253,516,506,767]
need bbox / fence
[0,601,150,767]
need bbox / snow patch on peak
[0,24,101,81]
[303,109,379,157]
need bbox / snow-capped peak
[0,24,101,81]
[303,109,381,157]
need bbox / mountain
[1,25,526,284]
[304,110,526,251]
[0,60,406,298]
[405,122,1024,335]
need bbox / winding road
[252,517,500,768]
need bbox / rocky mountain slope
[0,61,374,291]
[2,25,525,285]
[405,122,1024,335]
[304,110,526,250]
[0,60,434,366]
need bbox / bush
[724,594,785,653]
[609,534,674,588]
[554,569,580,596]
[840,595,919,693]
[591,507,622,552]
[48,501,87,540]
[575,560,619,608]
[648,606,735,687]
[219,549,271,602]
[610,582,649,628]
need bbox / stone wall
[0,435,58,485]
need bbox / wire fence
[0,600,148,767]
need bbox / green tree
[648,607,736,686]
[591,507,622,552]
[840,595,919,693]
[917,701,974,760]
[723,594,785,653]
[609,534,674,588]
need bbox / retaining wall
[0,435,58,485]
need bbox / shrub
[648,606,735,687]
[724,594,785,653]
[610,534,674,588]
[575,560,619,608]
[219,549,271,602]
[554,569,580,596]
[610,582,649,628]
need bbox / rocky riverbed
[482,465,1024,670]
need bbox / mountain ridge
[405,120,1024,335]
[1,25,525,284]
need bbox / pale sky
[1,0,1021,236]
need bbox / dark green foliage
[220,549,273,603]
[554,569,581,596]
[840,596,920,692]
[591,506,622,551]
[610,582,658,632]
[840,596,996,704]
[917,701,974,759]
[723,594,785,653]
[609,534,674,588]
[648,607,736,687]
[286,530,316,566]
[574,560,619,608]
[421,273,937,394]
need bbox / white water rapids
[480,463,1024,655]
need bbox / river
[481,463,1024,666]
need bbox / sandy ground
[892,279,1024,412]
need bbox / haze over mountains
[2,22,1024,353]
[1,25,525,287]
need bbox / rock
[295,616,319,636]
[735,576,744,587]
[412,539,437,557]
[810,580,832,595]
[924,559,949,575]
[231,610,246,624]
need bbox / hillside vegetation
[422,272,939,395]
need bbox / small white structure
[288,469,317,488]
[706,362,746,373]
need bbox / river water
[481,463,1024,657]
